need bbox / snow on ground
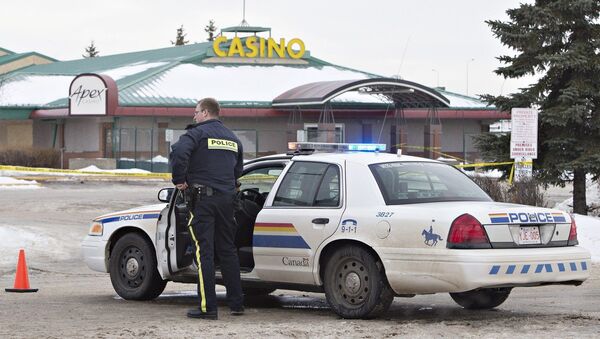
[463,169,504,179]
[0,176,41,189]
[553,180,600,261]
[573,214,600,262]
[0,166,153,177]
[76,165,151,174]
[554,179,600,216]
[151,155,168,163]
[0,224,74,268]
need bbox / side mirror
[158,188,174,203]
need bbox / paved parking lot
[0,181,598,338]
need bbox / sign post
[510,108,538,182]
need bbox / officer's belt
[191,184,216,197]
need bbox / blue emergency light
[288,142,387,153]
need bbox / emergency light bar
[288,142,387,153]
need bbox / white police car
[82,142,591,319]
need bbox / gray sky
[1,0,536,97]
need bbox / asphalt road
[0,181,598,338]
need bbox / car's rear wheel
[450,287,512,310]
[323,245,394,319]
[109,233,167,300]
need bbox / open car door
[156,157,290,279]
[156,188,194,279]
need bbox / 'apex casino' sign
[69,74,117,116]
[213,36,306,59]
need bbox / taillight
[447,214,491,249]
[568,215,578,246]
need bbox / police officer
[170,98,244,320]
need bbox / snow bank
[77,165,151,174]
[554,180,600,216]
[463,169,504,179]
[151,155,169,163]
[0,224,73,268]
[573,214,600,262]
[0,176,41,189]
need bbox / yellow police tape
[0,164,172,179]
[1,159,533,184]
[395,144,532,185]
[395,144,465,162]
[454,160,532,186]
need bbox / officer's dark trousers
[187,193,244,313]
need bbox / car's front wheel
[109,233,167,300]
[450,287,512,309]
[323,245,394,319]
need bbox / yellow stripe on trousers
[187,211,207,312]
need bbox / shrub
[505,178,547,207]
[471,176,505,202]
[471,175,547,207]
[0,147,60,168]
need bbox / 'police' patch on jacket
[207,138,238,152]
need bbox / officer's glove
[233,191,244,213]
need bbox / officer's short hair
[198,98,220,117]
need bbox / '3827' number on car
[376,212,394,218]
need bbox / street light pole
[466,58,475,96]
[431,69,439,87]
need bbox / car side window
[314,165,340,207]
[239,166,284,195]
[273,162,337,207]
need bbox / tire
[242,287,276,296]
[323,245,394,319]
[450,287,512,310]
[109,233,167,300]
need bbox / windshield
[369,162,491,205]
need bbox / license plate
[519,226,541,244]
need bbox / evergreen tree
[476,0,600,214]
[205,20,217,41]
[83,41,99,58]
[171,25,189,46]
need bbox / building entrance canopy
[272,78,450,109]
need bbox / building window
[303,123,344,143]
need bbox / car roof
[246,152,443,167]
[244,154,292,165]
[291,152,441,166]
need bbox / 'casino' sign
[213,36,305,59]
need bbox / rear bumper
[377,246,591,294]
[81,236,108,273]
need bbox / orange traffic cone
[5,249,38,293]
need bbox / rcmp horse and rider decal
[421,225,443,246]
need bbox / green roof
[0,108,32,120]
[17,42,211,75]
[0,52,58,66]
[0,41,493,112]
[0,47,15,55]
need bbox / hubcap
[126,258,139,277]
[335,259,370,306]
[345,272,361,294]
[119,246,145,288]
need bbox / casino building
[0,25,508,171]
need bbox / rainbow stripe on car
[253,222,310,249]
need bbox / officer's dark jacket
[170,119,243,194]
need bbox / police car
[82,142,591,319]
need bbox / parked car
[82,143,591,318]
